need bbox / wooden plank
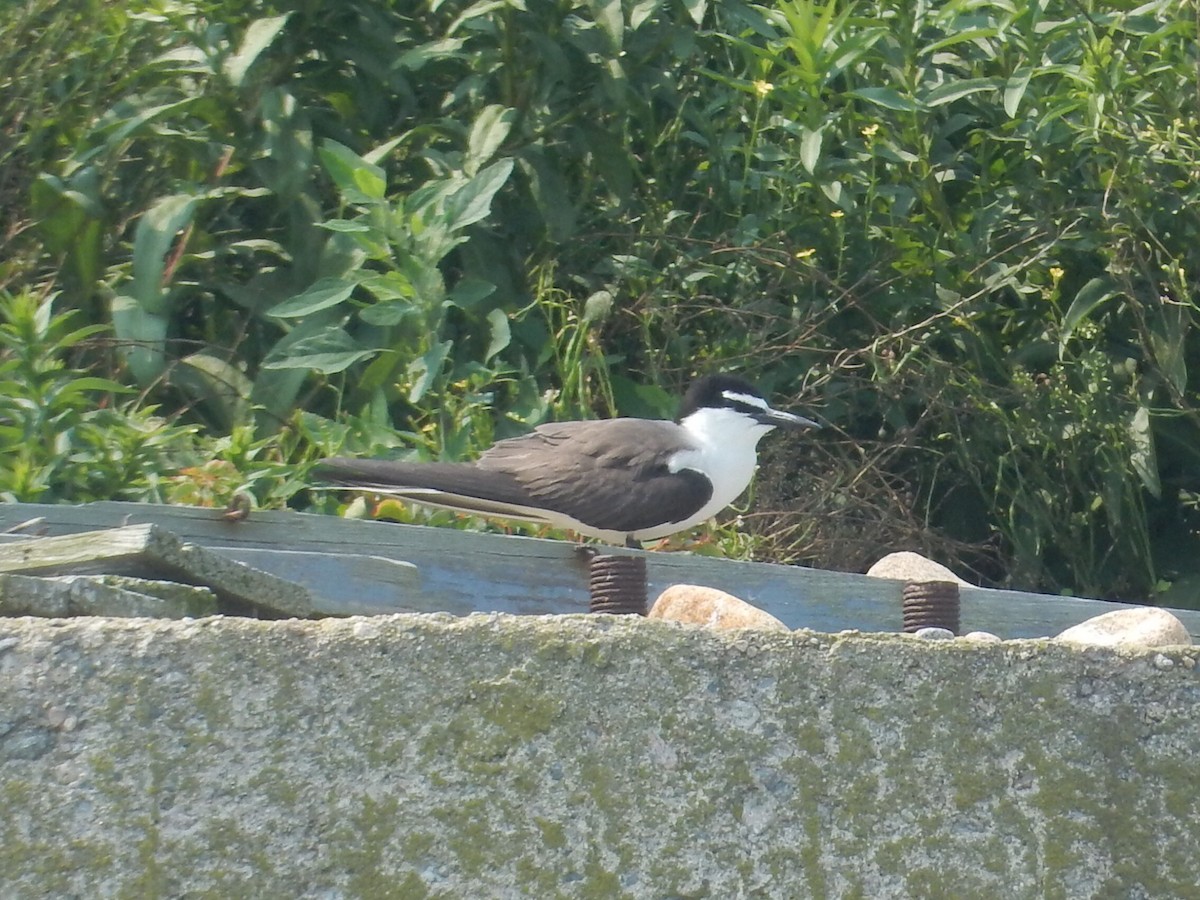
[0,523,314,618]
[0,501,1196,639]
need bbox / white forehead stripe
[721,390,770,411]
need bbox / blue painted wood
[1,501,1196,639]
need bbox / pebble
[1153,654,1175,671]
[1055,607,1192,650]
[913,627,955,640]
[649,585,788,632]
[351,620,381,640]
[963,631,1002,642]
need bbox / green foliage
[0,290,198,502]
[0,0,171,288]
[6,0,1200,601]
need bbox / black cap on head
[675,374,765,422]
[676,373,820,430]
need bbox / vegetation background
[2,0,1198,605]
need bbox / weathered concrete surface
[1,614,1197,899]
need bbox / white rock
[866,552,970,585]
[963,631,1002,643]
[1055,607,1192,649]
[913,627,955,640]
[649,585,788,632]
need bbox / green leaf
[268,278,357,318]
[396,38,465,71]
[318,219,372,233]
[1003,67,1033,118]
[466,105,516,175]
[359,271,417,303]
[1148,303,1189,396]
[318,140,387,202]
[447,158,514,231]
[681,0,706,25]
[446,1,511,37]
[256,86,313,196]
[919,27,1000,55]
[485,309,511,361]
[449,278,497,308]
[224,14,291,87]
[584,124,633,204]
[586,0,624,51]
[131,193,199,313]
[583,290,613,323]
[1129,406,1160,498]
[1059,277,1119,354]
[262,327,376,374]
[408,341,452,403]
[173,352,253,431]
[359,302,414,326]
[799,126,823,174]
[94,96,196,150]
[111,294,170,385]
[923,78,999,107]
[850,87,922,112]
[629,0,661,30]
[253,318,342,419]
[31,173,103,243]
[518,148,575,240]
[54,377,134,399]
[55,323,111,351]
[363,135,407,167]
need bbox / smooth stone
[913,627,955,640]
[865,551,970,585]
[649,585,788,632]
[1055,607,1192,649]
[963,631,1002,643]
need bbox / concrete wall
[1,613,1197,898]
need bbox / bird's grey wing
[477,420,713,533]
[314,457,542,515]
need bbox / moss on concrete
[0,614,1197,897]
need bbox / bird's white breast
[666,406,774,528]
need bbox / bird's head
[676,374,820,434]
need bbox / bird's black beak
[755,407,820,430]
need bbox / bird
[315,374,819,548]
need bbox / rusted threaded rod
[588,553,648,616]
[902,580,961,634]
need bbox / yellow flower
[830,209,845,219]
[861,123,879,138]
[794,248,816,259]
[1049,267,1064,284]
[753,80,773,98]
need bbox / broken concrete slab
[0,573,217,619]
[0,524,313,618]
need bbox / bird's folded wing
[478,420,714,532]
[317,419,713,534]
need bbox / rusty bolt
[902,580,961,635]
[588,553,648,616]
